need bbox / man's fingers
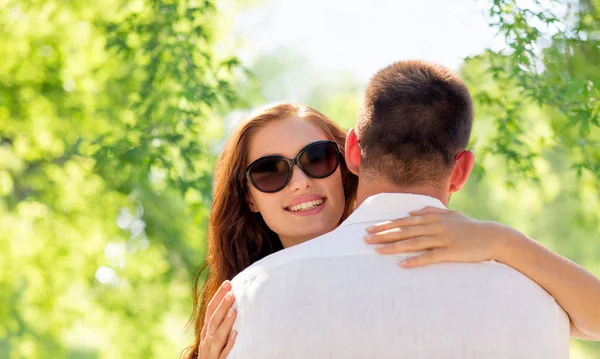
[202,280,232,338]
[219,331,238,359]
[374,236,443,254]
[400,249,447,268]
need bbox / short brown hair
[357,60,473,186]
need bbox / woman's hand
[365,206,600,340]
[198,280,238,359]
[364,206,516,268]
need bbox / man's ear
[449,150,474,193]
[345,128,361,176]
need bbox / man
[227,60,569,358]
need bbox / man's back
[228,194,569,359]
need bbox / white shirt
[228,193,569,359]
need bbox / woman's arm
[495,228,600,340]
[364,206,600,340]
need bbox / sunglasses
[245,140,341,193]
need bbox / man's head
[345,60,475,204]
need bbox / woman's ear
[247,194,260,213]
[345,128,361,176]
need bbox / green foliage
[471,0,600,184]
[2,0,599,358]
[240,46,364,129]
[455,0,600,356]
[0,0,239,358]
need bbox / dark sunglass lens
[250,158,290,192]
[300,142,339,178]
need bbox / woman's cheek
[328,171,346,218]
[259,199,281,223]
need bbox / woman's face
[246,117,346,248]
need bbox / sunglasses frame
[245,140,341,193]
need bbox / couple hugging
[184,60,600,359]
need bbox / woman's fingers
[206,292,236,340]
[200,291,236,358]
[400,249,447,268]
[366,214,442,235]
[374,236,443,255]
[208,305,237,358]
[202,281,232,338]
[219,331,238,359]
[365,222,444,244]
[409,206,451,217]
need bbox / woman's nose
[288,166,312,192]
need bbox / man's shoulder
[230,227,353,286]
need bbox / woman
[183,103,600,359]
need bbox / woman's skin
[365,207,600,341]
[197,116,349,358]
[245,116,346,248]
[197,281,237,359]
[197,117,600,358]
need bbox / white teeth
[287,199,324,212]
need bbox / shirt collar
[340,193,447,227]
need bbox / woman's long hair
[182,103,357,359]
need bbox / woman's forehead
[247,118,329,161]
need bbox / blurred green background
[1,0,599,358]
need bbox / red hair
[182,103,357,359]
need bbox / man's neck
[355,177,449,208]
